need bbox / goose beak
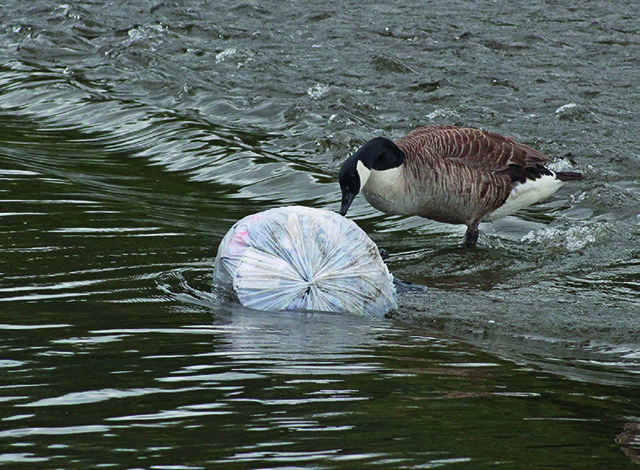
[339,189,357,216]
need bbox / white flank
[486,173,563,221]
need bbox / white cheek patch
[356,160,371,188]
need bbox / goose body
[338,125,582,246]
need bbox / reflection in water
[0,277,638,467]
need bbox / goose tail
[555,171,583,182]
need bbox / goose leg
[463,224,479,247]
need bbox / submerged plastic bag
[213,206,396,316]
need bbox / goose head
[338,137,405,216]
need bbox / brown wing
[394,125,551,173]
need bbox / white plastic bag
[214,206,396,316]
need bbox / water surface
[1,0,639,468]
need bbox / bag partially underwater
[213,206,396,316]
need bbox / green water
[1,0,638,468]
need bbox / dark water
[1,1,639,468]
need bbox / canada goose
[338,125,582,247]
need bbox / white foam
[555,103,578,115]
[215,48,238,63]
[425,108,460,121]
[522,220,611,251]
[548,158,578,172]
[307,84,331,100]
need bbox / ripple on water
[0,1,639,468]
[0,62,336,210]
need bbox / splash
[307,84,331,100]
[522,219,612,251]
